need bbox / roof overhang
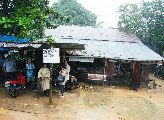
[66,41,164,62]
[0,42,85,50]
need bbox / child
[58,67,66,97]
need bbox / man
[38,64,50,97]
[3,57,16,80]
[0,57,5,84]
[64,60,70,82]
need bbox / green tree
[142,0,164,54]
[0,0,69,40]
[51,0,97,26]
[118,0,164,55]
[118,4,147,39]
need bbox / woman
[38,64,50,97]
[58,67,66,97]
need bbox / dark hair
[65,59,69,63]
[42,64,47,67]
[61,65,66,69]
[7,57,11,60]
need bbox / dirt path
[0,77,164,120]
[0,109,34,120]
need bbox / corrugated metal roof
[44,25,163,61]
[45,25,141,43]
[67,42,163,61]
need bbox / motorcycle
[5,73,26,98]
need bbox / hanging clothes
[132,61,142,87]
[106,61,116,77]
[26,63,35,78]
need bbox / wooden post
[102,58,107,89]
[63,49,65,63]
[49,63,53,105]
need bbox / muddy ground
[0,76,164,120]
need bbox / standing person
[3,57,16,81]
[26,58,35,88]
[38,64,50,97]
[0,58,5,84]
[64,60,70,82]
[58,67,66,97]
[130,61,142,91]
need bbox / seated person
[65,76,79,91]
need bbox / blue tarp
[0,35,30,43]
[0,48,9,51]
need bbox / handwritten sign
[43,48,60,63]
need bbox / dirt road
[0,78,164,120]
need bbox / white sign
[43,48,60,63]
[69,57,94,62]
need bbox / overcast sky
[49,0,152,28]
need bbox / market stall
[44,25,163,88]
